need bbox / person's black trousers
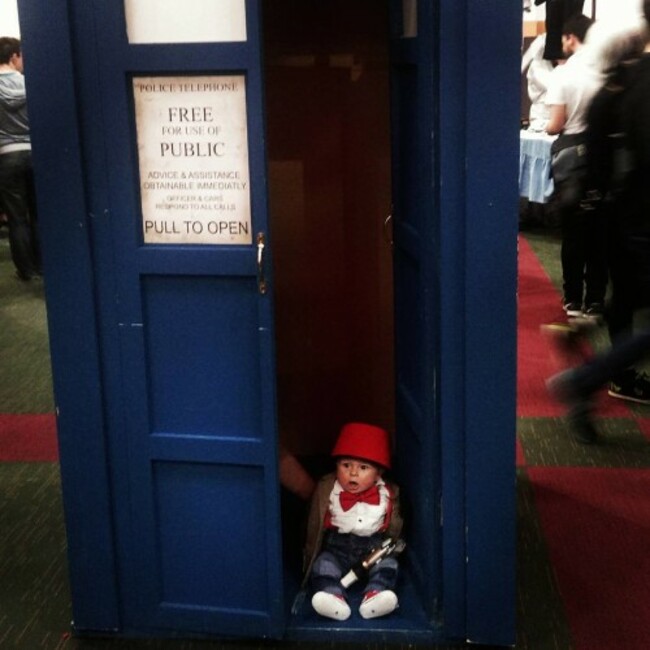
[559,190,608,307]
[0,150,41,279]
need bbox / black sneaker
[608,370,650,404]
[563,301,583,318]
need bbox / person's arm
[0,85,27,112]
[546,104,566,135]
[544,64,566,135]
[279,445,315,500]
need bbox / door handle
[383,210,394,247]
[256,232,267,295]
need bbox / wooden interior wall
[263,0,394,456]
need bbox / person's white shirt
[522,34,554,131]
[545,47,600,135]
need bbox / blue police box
[18,0,519,645]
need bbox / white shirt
[545,48,601,135]
[328,478,390,537]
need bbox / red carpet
[529,467,650,650]
[0,414,59,461]
[517,237,629,419]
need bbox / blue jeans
[0,150,40,278]
[311,531,399,596]
[569,329,650,396]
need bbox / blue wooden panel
[390,0,441,627]
[153,462,268,610]
[393,249,422,405]
[150,436,264,464]
[137,247,255,275]
[435,0,518,644]
[437,2,470,638]
[463,0,519,645]
[392,419,430,585]
[142,275,262,436]
[16,0,121,633]
[391,65,421,234]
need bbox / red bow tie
[339,485,380,511]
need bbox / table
[519,130,557,204]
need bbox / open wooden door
[389,0,443,624]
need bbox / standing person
[522,34,555,132]
[548,4,650,442]
[0,37,40,281]
[546,14,607,319]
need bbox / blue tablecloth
[519,130,557,204]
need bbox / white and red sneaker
[359,589,398,619]
[311,591,351,621]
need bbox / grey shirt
[0,70,31,152]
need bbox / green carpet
[0,237,54,413]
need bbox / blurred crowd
[522,2,650,443]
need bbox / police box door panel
[72,0,284,637]
[389,0,442,621]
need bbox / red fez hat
[331,422,391,469]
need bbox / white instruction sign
[133,75,252,245]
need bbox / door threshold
[285,568,442,644]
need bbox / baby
[303,422,403,621]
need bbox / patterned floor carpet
[517,231,650,650]
[1,230,649,649]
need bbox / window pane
[403,0,417,38]
[124,0,247,44]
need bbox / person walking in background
[546,14,607,320]
[0,36,40,282]
[548,3,650,443]
[581,19,650,404]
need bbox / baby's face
[336,457,381,494]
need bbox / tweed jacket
[302,472,403,584]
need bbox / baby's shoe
[359,589,398,619]
[311,591,351,621]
